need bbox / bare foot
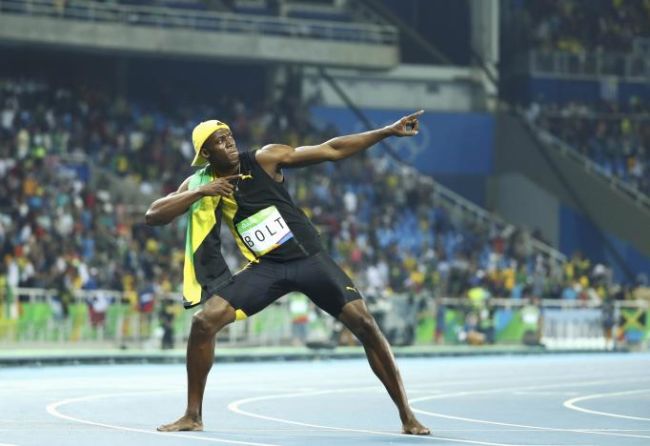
[157,415,203,432]
[402,418,431,435]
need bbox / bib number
[235,206,293,256]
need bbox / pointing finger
[405,110,424,119]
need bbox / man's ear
[199,147,209,160]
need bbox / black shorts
[210,252,362,318]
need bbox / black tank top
[227,150,323,261]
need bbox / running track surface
[1,353,649,446]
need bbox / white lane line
[410,377,650,441]
[3,370,642,393]
[228,389,582,446]
[315,371,646,392]
[410,377,650,403]
[564,389,650,422]
[46,391,279,446]
[412,407,650,441]
[36,371,650,446]
[428,428,650,432]
[513,392,580,396]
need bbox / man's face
[201,128,238,168]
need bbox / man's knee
[340,301,380,341]
[191,296,235,336]
[191,312,214,335]
[351,315,378,341]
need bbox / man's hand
[385,110,424,137]
[198,175,241,197]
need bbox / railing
[3,287,648,351]
[541,110,650,121]
[0,0,398,45]
[526,119,650,211]
[434,296,648,350]
[0,286,293,347]
[525,50,650,81]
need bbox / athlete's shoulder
[252,145,289,180]
[177,176,193,193]
[257,144,292,156]
[183,167,212,191]
[255,144,293,165]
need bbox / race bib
[235,206,294,256]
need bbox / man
[145,110,430,435]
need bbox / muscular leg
[157,295,236,432]
[338,299,430,435]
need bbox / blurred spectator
[461,311,486,346]
[521,294,544,347]
[601,294,616,350]
[138,280,156,339]
[467,275,494,343]
[288,292,310,346]
[632,273,650,302]
[159,296,177,350]
[88,292,109,329]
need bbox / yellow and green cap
[191,120,230,166]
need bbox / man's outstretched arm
[256,110,423,173]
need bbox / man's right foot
[157,416,203,432]
[401,415,431,435]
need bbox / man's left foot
[402,418,430,435]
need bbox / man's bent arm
[145,178,198,226]
[145,174,241,225]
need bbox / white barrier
[1,288,648,350]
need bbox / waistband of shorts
[258,249,322,264]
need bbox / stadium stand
[501,1,650,198]
[528,98,650,197]
[0,77,629,329]
[0,1,647,350]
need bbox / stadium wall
[0,14,398,69]
[560,206,650,279]
[488,173,560,246]
[303,65,488,112]
[310,106,494,174]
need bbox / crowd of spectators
[0,78,314,196]
[0,77,644,337]
[527,97,650,196]
[507,0,650,54]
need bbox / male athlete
[145,110,430,435]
